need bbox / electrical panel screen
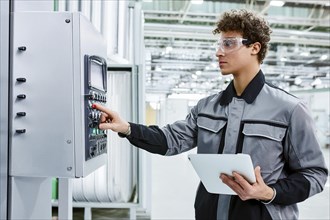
[85,55,107,161]
[90,60,105,91]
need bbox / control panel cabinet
[10,12,108,178]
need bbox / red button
[92,104,96,109]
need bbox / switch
[16,129,26,133]
[92,91,96,100]
[18,46,26,51]
[16,78,26,82]
[17,94,26,99]
[16,112,26,116]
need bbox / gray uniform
[126,70,328,220]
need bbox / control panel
[84,55,107,161]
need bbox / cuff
[118,123,131,138]
[260,187,277,205]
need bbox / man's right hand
[92,103,130,134]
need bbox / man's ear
[251,42,261,55]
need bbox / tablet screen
[188,154,256,195]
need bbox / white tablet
[188,154,256,195]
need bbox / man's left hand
[220,166,274,201]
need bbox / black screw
[65,19,70,23]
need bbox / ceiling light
[294,77,302,85]
[320,55,328,60]
[196,71,202,75]
[143,0,153,2]
[192,74,198,79]
[165,46,173,54]
[155,66,162,71]
[311,78,322,87]
[191,0,203,5]
[300,52,310,57]
[270,1,285,7]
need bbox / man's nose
[216,47,225,57]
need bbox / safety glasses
[214,37,252,53]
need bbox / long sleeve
[121,122,168,155]
[120,103,200,156]
[270,102,328,205]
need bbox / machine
[10,12,108,178]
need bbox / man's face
[215,31,254,76]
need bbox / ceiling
[141,0,330,97]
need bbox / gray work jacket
[126,70,328,220]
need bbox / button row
[89,91,106,102]
[89,110,101,120]
[89,134,107,140]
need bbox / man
[93,9,328,220]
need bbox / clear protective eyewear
[214,37,251,53]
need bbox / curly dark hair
[213,9,272,63]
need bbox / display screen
[90,60,104,91]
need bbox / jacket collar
[219,70,265,106]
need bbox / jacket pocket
[243,123,286,141]
[196,115,227,154]
[241,123,287,179]
[197,115,227,133]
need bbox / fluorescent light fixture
[155,66,162,71]
[143,0,153,2]
[311,78,322,87]
[294,77,302,85]
[191,0,203,5]
[270,1,285,7]
[320,55,328,60]
[165,46,173,54]
[300,52,310,57]
[195,70,202,75]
